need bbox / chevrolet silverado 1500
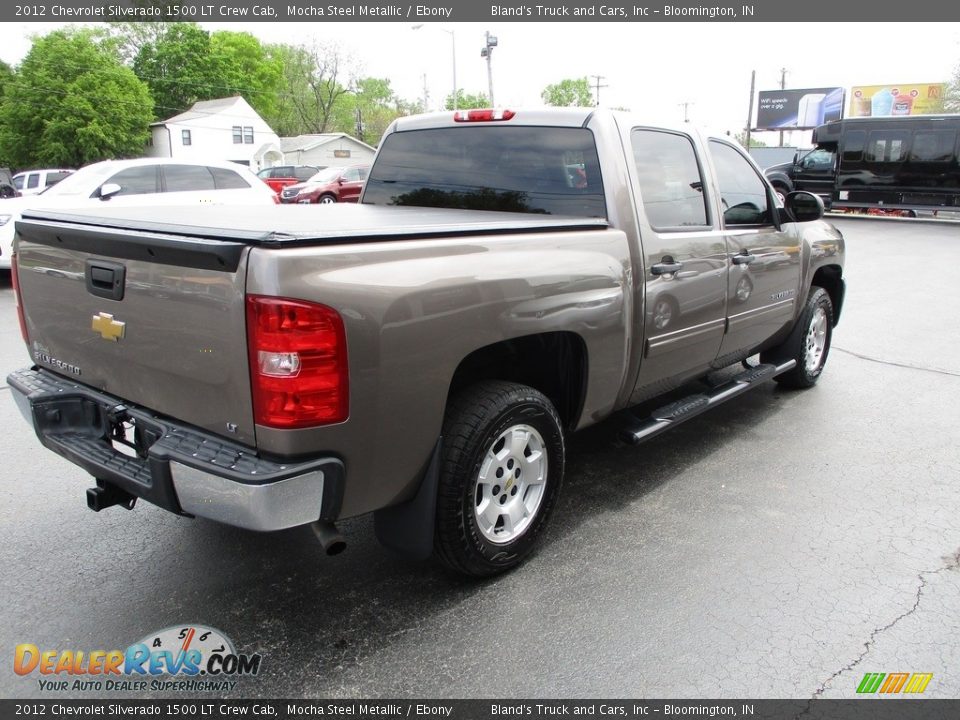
[8,109,845,576]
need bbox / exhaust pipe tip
[311,520,347,556]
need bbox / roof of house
[150,96,255,127]
[280,133,377,154]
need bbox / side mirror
[792,152,799,165]
[783,191,824,223]
[99,183,122,200]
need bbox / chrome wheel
[319,195,336,204]
[804,306,828,375]
[473,424,547,545]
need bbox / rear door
[706,139,801,362]
[338,167,367,202]
[628,127,728,402]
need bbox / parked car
[0,157,277,270]
[256,165,320,194]
[12,168,74,196]
[0,168,17,198]
[279,165,370,204]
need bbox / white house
[280,134,377,168]
[146,96,283,172]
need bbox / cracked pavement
[1,217,958,700]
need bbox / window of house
[232,126,243,144]
[243,127,254,144]
[182,130,192,146]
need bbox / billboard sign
[756,87,844,130]
[849,84,946,117]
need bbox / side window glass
[842,130,866,163]
[294,167,316,181]
[708,140,771,226]
[801,149,835,169]
[106,166,158,196]
[164,165,216,192]
[210,167,250,190]
[631,129,708,229]
[909,131,955,163]
[866,131,909,163]
[342,168,360,182]
[26,174,39,189]
[13,176,23,190]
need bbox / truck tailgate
[14,216,256,446]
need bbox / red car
[256,165,320,195]
[279,165,370,204]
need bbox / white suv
[12,169,74,196]
[0,158,277,270]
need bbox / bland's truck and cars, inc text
[8,109,845,577]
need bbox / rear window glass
[210,167,251,189]
[363,126,606,218]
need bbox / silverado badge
[91,312,126,342]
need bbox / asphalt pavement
[1,217,958,700]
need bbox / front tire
[318,194,337,204]
[435,381,565,577]
[763,286,833,388]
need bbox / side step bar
[619,360,796,445]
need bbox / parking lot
[1,217,958,700]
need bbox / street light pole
[481,31,498,107]
[411,25,457,111]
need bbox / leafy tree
[444,90,489,110]
[735,131,768,148]
[541,78,593,107]
[133,23,218,118]
[332,78,410,146]
[209,31,283,122]
[945,65,960,112]
[0,29,153,168]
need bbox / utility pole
[678,101,694,123]
[590,75,608,107]
[421,73,430,113]
[745,69,756,150]
[779,67,788,147]
[481,32,498,106]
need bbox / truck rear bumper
[8,367,344,531]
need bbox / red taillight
[246,295,349,428]
[453,108,516,122]
[271,193,280,204]
[11,254,28,344]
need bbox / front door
[707,139,802,364]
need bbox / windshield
[363,126,607,218]
[38,163,116,197]
[306,167,343,184]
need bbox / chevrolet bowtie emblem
[91,312,125,342]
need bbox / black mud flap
[373,438,441,561]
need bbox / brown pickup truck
[8,109,845,577]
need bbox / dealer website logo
[856,672,933,694]
[14,624,262,693]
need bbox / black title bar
[2,0,958,22]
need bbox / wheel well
[448,332,588,431]
[812,264,844,325]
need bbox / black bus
[765,115,960,215]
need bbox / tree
[133,23,218,118]
[331,77,414,146]
[272,41,355,134]
[946,64,960,113]
[541,78,593,107]
[209,31,283,123]
[0,29,153,168]
[444,90,489,110]
[735,131,768,149]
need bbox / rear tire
[762,286,833,388]
[435,381,565,577]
